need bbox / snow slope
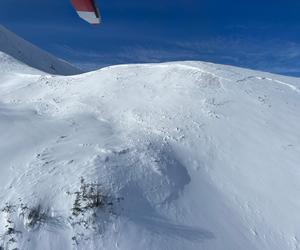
[0,55,300,250]
[0,25,81,75]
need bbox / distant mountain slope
[0,59,300,249]
[0,25,81,75]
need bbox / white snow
[0,31,300,250]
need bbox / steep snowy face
[0,60,300,250]
[0,25,81,75]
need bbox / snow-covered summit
[0,43,300,249]
[0,25,81,75]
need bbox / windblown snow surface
[0,52,300,250]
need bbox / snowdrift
[0,38,300,250]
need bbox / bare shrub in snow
[0,203,20,250]
[68,177,123,245]
[19,204,49,230]
[70,177,115,218]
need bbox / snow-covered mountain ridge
[0,46,300,249]
[0,25,81,75]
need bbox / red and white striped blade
[71,0,101,25]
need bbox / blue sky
[1,0,300,75]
